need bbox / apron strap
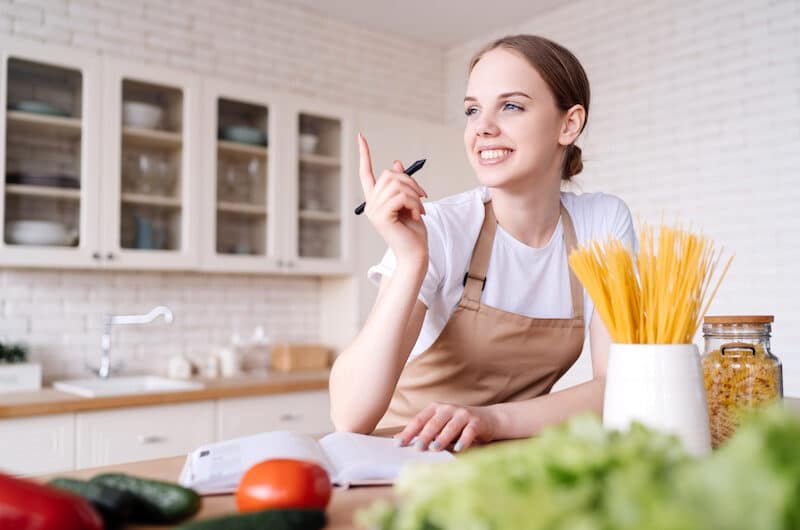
[460,201,497,310]
[460,200,584,321]
[560,203,584,321]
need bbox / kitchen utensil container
[701,315,783,448]
[603,343,712,456]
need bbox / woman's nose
[475,114,500,137]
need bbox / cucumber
[174,508,326,530]
[48,477,136,530]
[89,472,201,524]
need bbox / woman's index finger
[358,133,376,195]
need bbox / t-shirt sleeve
[366,208,448,309]
[608,195,638,252]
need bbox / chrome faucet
[90,305,174,379]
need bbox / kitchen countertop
[38,399,800,529]
[0,370,330,419]
[39,454,391,530]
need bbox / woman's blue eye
[464,107,478,116]
[503,102,523,111]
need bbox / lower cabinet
[217,390,333,440]
[75,401,216,469]
[0,389,333,474]
[0,413,75,476]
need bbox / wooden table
[40,455,391,529]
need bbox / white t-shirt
[368,186,637,362]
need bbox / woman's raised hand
[358,133,429,264]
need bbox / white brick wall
[0,0,446,381]
[0,269,320,381]
[446,0,800,396]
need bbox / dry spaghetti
[568,223,733,344]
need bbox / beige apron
[379,200,586,429]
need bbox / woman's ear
[558,104,586,146]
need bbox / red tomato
[0,472,103,530]
[236,459,332,512]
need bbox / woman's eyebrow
[463,91,532,103]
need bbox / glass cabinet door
[215,98,269,257]
[0,44,102,268]
[118,79,183,253]
[295,112,345,264]
[102,58,199,269]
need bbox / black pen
[354,158,427,215]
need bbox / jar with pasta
[701,315,783,448]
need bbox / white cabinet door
[99,57,201,270]
[0,37,102,269]
[217,390,333,440]
[199,78,283,273]
[76,402,215,469]
[0,413,75,475]
[281,96,355,275]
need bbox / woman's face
[463,47,566,191]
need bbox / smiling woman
[329,35,636,452]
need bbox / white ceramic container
[0,362,41,393]
[603,343,712,456]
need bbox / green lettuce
[357,405,800,530]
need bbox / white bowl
[5,220,70,246]
[299,133,319,154]
[123,101,163,129]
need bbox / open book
[178,430,455,494]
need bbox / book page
[319,432,454,486]
[179,430,334,494]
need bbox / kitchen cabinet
[282,97,355,275]
[75,401,215,469]
[0,412,75,475]
[0,37,102,268]
[216,389,333,439]
[200,79,282,272]
[0,389,333,474]
[100,57,201,270]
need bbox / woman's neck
[490,177,563,249]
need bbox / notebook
[178,430,454,494]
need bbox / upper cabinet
[0,38,101,268]
[101,58,200,270]
[0,38,354,275]
[283,98,354,275]
[200,79,281,273]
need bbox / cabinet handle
[279,413,302,422]
[92,252,101,260]
[106,252,115,261]
[137,434,167,444]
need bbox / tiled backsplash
[0,269,320,382]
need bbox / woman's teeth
[480,149,511,160]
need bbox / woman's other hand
[395,402,498,452]
[358,133,429,264]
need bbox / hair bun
[564,144,583,180]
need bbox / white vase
[0,362,42,393]
[603,343,711,456]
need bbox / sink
[53,375,204,398]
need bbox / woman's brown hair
[469,35,590,181]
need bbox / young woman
[329,35,636,452]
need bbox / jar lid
[704,315,774,324]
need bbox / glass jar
[701,315,783,448]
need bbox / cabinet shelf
[6,110,82,137]
[299,209,340,222]
[121,192,182,208]
[299,153,340,168]
[5,184,81,200]
[217,140,268,158]
[216,201,267,216]
[122,126,182,148]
